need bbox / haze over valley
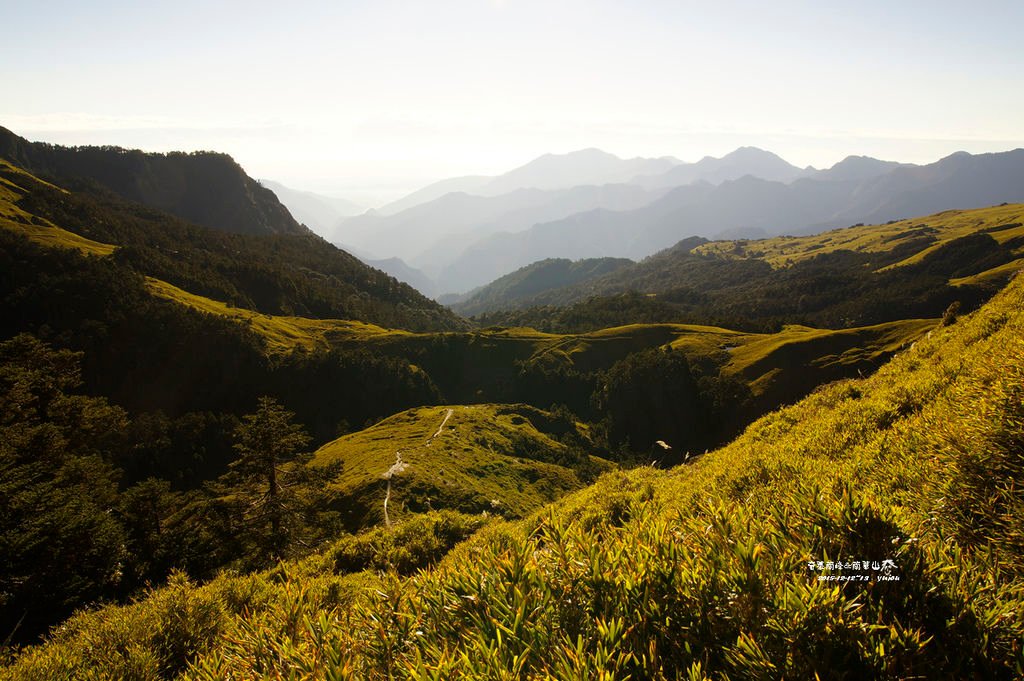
[261,145,1024,296]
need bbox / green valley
[2,133,1023,680]
[4,204,1023,679]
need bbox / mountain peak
[476,148,669,196]
[0,127,308,237]
[722,146,789,162]
[812,155,907,183]
[541,148,621,162]
[576,146,616,155]
[939,150,972,162]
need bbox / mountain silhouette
[436,149,1024,292]
[0,126,307,237]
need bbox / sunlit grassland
[337,266,1024,678]
[7,258,1022,679]
[143,277,407,353]
[311,403,610,528]
[0,160,115,256]
[694,202,1024,270]
[723,318,936,395]
[950,256,1024,287]
[0,159,68,195]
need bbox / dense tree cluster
[0,336,351,643]
[0,335,128,641]
[593,347,750,462]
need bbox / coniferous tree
[229,396,311,560]
[0,334,128,641]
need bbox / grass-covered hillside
[469,204,1024,332]
[0,157,466,332]
[311,403,611,530]
[693,202,1024,272]
[5,238,1022,679]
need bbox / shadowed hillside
[0,127,306,237]
[0,157,467,332]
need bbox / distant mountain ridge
[336,145,989,295]
[630,146,809,188]
[0,126,307,237]
[460,203,1024,333]
[361,256,439,298]
[259,179,363,238]
[377,175,492,215]
[479,148,679,195]
[812,155,909,182]
[375,149,679,216]
[437,148,1024,292]
[336,182,665,270]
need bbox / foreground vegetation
[6,254,1023,679]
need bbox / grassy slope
[0,160,114,256]
[722,318,937,400]
[384,269,1024,678]
[694,202,1024,272]
[311,403,612,529]
[950,256,1024,287]
[7,251,1023,679]
[461,204,1024,320]
[143,277,405,354]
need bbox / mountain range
[451,148,1024,290]
[629,145,810,188]
[257,179,363,237]
[311,146,1024,296]
[337,182,664,268]
[454,203,1024,327]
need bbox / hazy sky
[4,0,1024,205]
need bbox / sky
[3,0,1024,206]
